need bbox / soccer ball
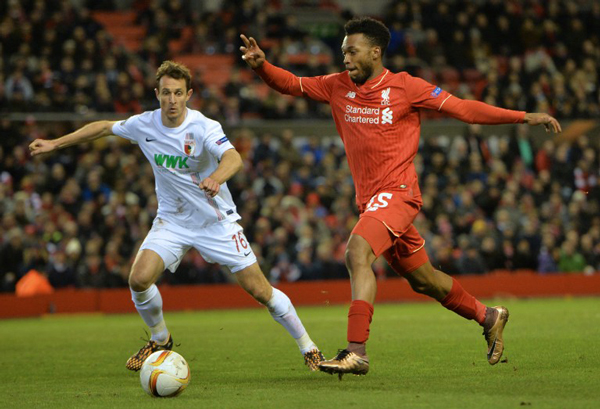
[140,350,191,397]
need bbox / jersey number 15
[366,193,393,212]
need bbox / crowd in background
[1,0,600,291]
[2,119,599,291]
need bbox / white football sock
[131,284,170,343]
[266,287,316,354]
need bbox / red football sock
[441,278,486,325]
[347,300,374,344]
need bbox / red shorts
[352,189,428,275]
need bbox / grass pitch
[1,297,598,409]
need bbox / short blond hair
[155,60,192,91]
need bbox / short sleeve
[404,74,452,111]
[111,115,140,142]
[202,119,235,159]
[298,73,340,104]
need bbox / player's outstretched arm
[199,149,243,197]
[240,34,266,70]
[524,113,562,133]
[440,97,561,133]
[29,120,117,157]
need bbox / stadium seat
[91,11,136,27]
[175,54,235,87]
[169,39,185,54]
[92,11,145,52]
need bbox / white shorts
[140,218,257,273]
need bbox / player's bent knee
[242,283,270,304]
[128,266,161,292]
[406,265,438,295]
[409,280,431,295]
[252,285,272,305]
[244,276,272,304]
[128,270,152,292]
[344,236,375,272]
[235,265,273,304]
[129,250,164,291]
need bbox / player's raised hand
[199,177,220,197]
[240,34,265,69]
[29,139,57,157]
[524,113,562,133]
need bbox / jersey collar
[154,107,191,134]
[351,68,390,90]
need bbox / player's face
[155,76,192,127]
[342,34,378,84]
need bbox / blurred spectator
[1,227,25,276]
[47,250,77,288]
[558,241,586,273]
[5,68,34,104]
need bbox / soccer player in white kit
[29,60,324,372]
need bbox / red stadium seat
[175,54,235,87]
[169,39,185,54]
[92,11,144,52]
[92,11,136,27]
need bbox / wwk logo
[154,154,190,169]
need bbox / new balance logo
[154,154,190,169]
[381,107,393,124]
[345,91,356,99]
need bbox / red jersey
[256,62,525,210]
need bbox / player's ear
[186,88,193,101]
[372,46,381,60]
[155,88,159,100]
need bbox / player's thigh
[129,249,166,290]
[234,262,272,304]
[135,218,193,284]
[193,222,257,274]
[355,189,421,258]
[382,224,429,276]
[350,216,394,260]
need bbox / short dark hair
[156,60,192,91]
[344,17,391,56]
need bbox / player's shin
[440,277,487,325]
[131,284,170,343]
[266,287,316,353]
[346,300,374,356]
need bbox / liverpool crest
[381,87,391,105]
[184,133,195,156]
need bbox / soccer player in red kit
[240,17,561,378]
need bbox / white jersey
[112,108,241,228]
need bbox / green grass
[1,297,599,408]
